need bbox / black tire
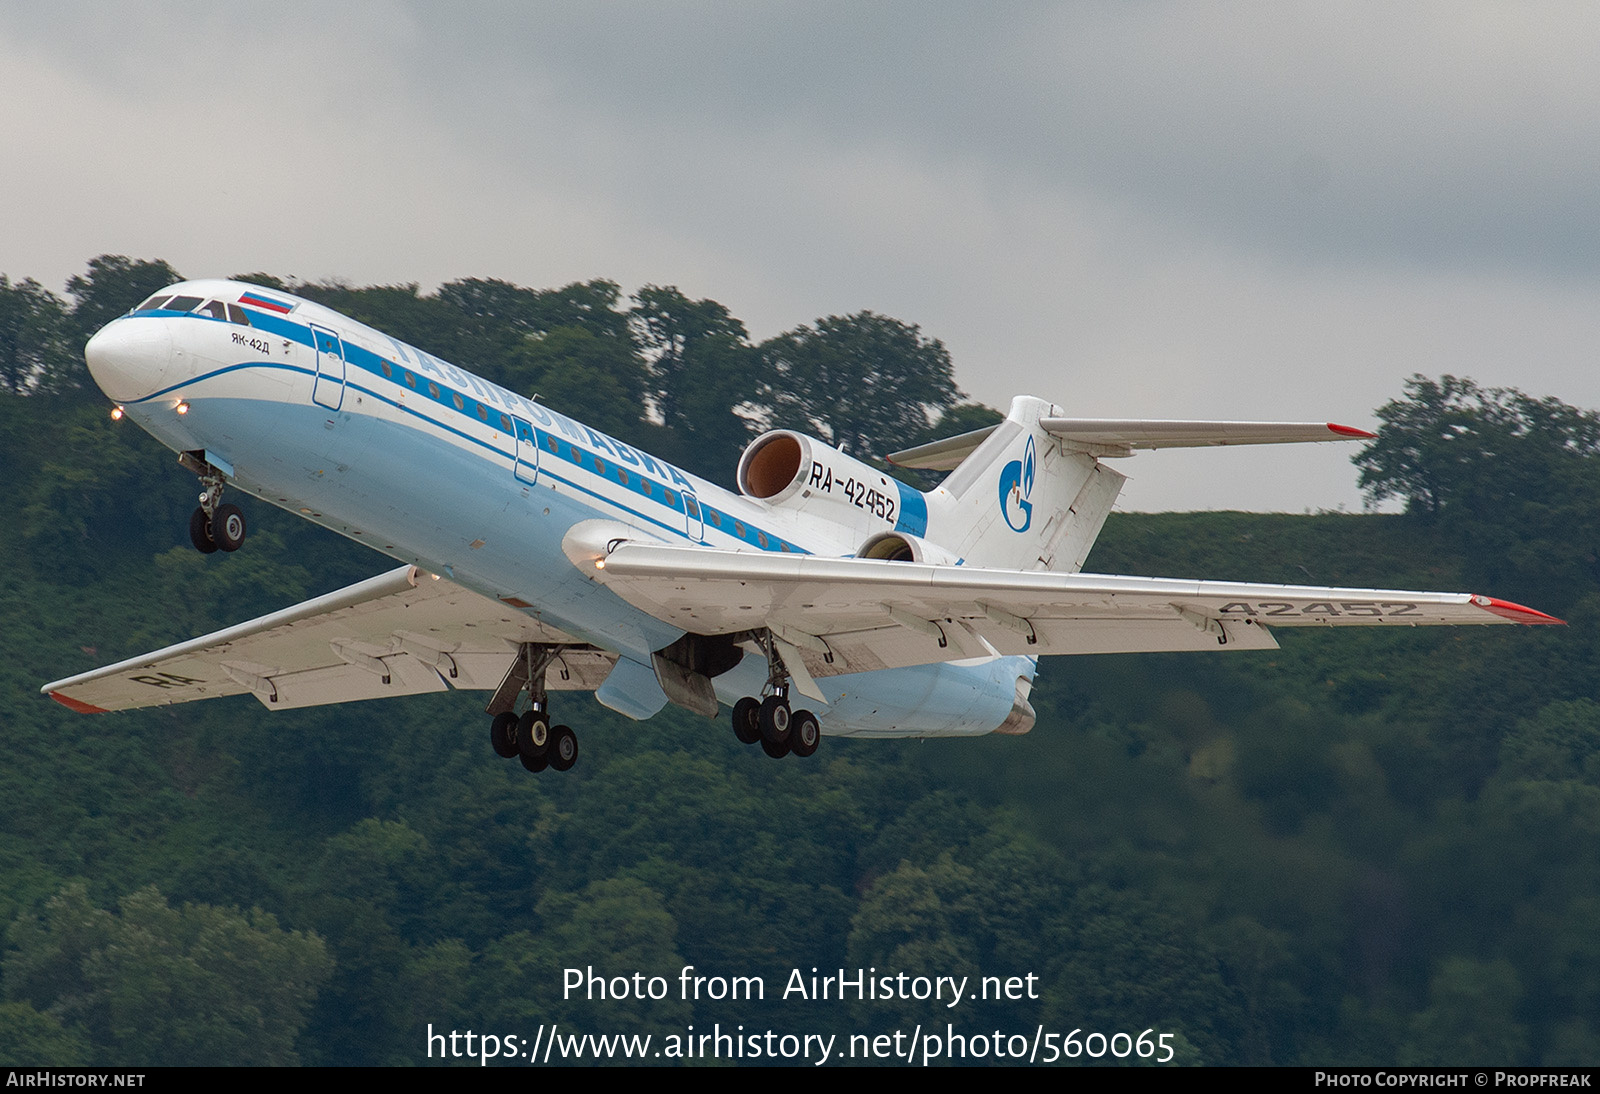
[489,711,519,758]
[760,735,790,759]
[732,696,762,744]
[517,711,550,759]
[212,503,247,552]
[549,725,578,772]
[790,710,821,758]
[519,749,549,772]
[189,507,218,554]
[758,695,791,745]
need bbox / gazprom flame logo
[998,435,1035,533]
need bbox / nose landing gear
[181,454,247,554]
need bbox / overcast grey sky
[4,2,1598,511]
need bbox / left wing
[584,543,1561,678]
[43,565,614,713]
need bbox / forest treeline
[0,258,1597,1065]
[0,256,994,492]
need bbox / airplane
[42,280,1563,773]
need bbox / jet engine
[855,530,960,565]
[737,429,925,541]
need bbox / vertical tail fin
[921,396,1125,572]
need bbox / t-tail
[887,396,1378,573]
[888,396,1123,572]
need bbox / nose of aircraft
[84,318,173,403]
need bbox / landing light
[110,406,123,421]
[175,400,190,416]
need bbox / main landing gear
[181,454,247,554]
[729,633,821,760]
[485,644,579,775]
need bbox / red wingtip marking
[1471,595,1565,625]
[50,692,109,714]
[1327,422,1378,439]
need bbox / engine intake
[738,431,808,501]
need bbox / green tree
[0,1001,92,1065]
[1356,375,1600,612]
[65,256,182,351]
[757,311,961,458]
[5,883,332,1065]
[1358,375,1600,518]
[1399,957,1529,1064]
[630,285,760,483]
[506,325,650,440]
[1499,700,1600,784]
[0,277,72,395]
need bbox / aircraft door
[683,490,704,541]
[513,418,539,485]
[311,325,346,411]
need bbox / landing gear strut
[485,643,579,775]
[729,631,821,761]
[181,454,247,554]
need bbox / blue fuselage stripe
[135,310,819,553]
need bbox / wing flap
[43,564,598,713]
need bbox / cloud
[4,2,1599,511]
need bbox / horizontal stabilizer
[1040,418,1375,457]
[887,418,1373,469]
[886,424,1001,471]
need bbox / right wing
[42,565,614,713]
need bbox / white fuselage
[85,280,1034,737]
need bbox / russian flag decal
[238,291,293,314]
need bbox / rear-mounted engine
[737,430,927,539]
[856,530,960,565]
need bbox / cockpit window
[225,304,251,326]
[200,300,228,320]
[164,295,203,313]
[136,294,172,312]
